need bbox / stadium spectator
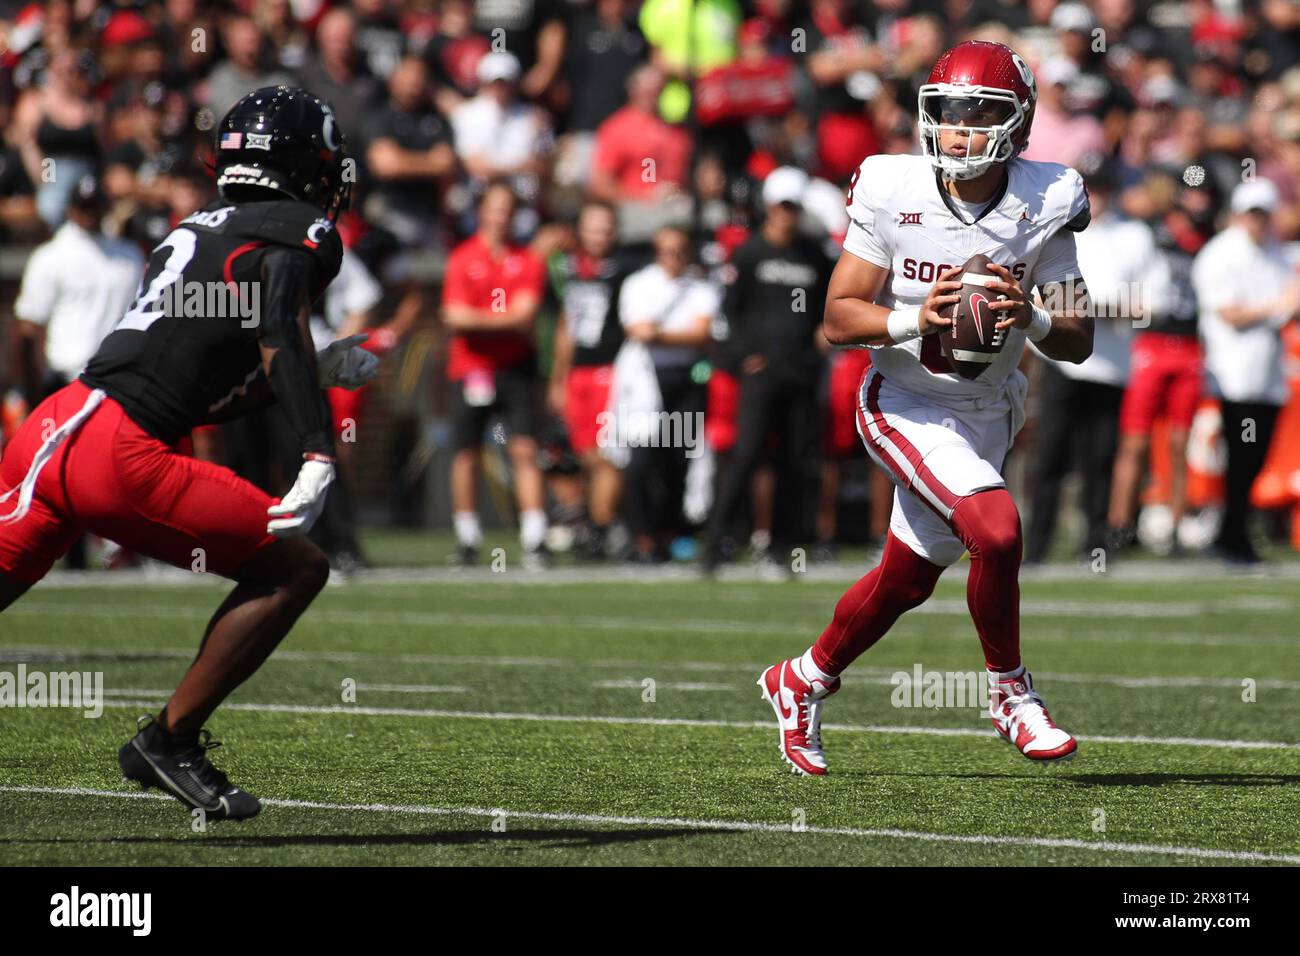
[11,47,101,229]
[551,0,648,205]
[12,173,142,402]
[798,0,883,182]
[618,226,717,563]
[351,0,406,82]
[588,65,693,242]
[294,6,382,152]
[102,83,180,212]
[364,55,457,252]
[451,51,552,212]
[547,201,629,560]
[0,98,40,243]
[419,0,491,116]
[1193,178,1300,564]
[702,167,831,575]
[1020,58,1105,168]
[1026,163,1156,563]
[442,180,550,569]
[1108,177,1217,554]
[638,0,740,124]
[205,13,294,120]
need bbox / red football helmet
[918,41,1037,181]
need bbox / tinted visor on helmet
[924,95,1015,127]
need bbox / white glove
[317,334,380,390]
[267,458,335,537]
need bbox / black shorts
[450,364,541,451]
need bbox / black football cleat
[118,715,262,821]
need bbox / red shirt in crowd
[590,105,693,201]
[442,234,545,380]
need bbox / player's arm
[443,294,540,333]
[549,310,573,413]
[197,370,275,425]
[256,246,338,536]
[257,247,334,457]
[987,261,1093,364]
[822,251,958,347]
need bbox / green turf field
[2,533,1299,867]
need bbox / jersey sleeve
[1031,228,1083,288]
[1061,167,1091,233]
[841,155,893,269]
[13,245,59,325]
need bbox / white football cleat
[989,670,1077,762]
[758,658,841,776]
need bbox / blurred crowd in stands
[2,0,1300,572]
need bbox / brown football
[939,254,1009,380]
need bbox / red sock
[948,488,1022,672]
[811,532,944,676]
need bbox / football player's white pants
[855,369,1029,566]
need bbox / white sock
[520,509,547,551]
[799,647,836,685]
[988,663,1026,683]
[453,511,482,548]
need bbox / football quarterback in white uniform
[759,40,1093,775]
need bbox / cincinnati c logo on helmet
[320,104,339,151]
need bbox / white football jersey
[843,153,1090,404]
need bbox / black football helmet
[214,86,351,221]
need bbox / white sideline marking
[7,597,1296,632]
[96,699,1300,750]
[1,785,1296,864]
[9,643,1300,691]
[30,558,1300,587]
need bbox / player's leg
[758,372,967,775]
[758,490,947,775]
[703,369,777,570]
[62,415,330,819]
[1079,383,1124,558]
[449,388,492,565]
[1164,344,1202,545]
[501,369,548,566]
[948,488,1076,760]
[1108,336,1164,547]
[0,385,89,609]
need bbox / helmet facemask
[918,87,1027,181]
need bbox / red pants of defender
[0,381,277,584]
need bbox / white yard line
[591,680,733,691]
[1,784,1296,864]
[91,699,1300,751]
[354,684,469,694]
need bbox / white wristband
[1025,303,1053,342]
[886,308,923,344]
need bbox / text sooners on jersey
[843,153,1089,404]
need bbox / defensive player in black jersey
[0,87,378,820]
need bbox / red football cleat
[758,658,841,776]
[989,670,1077,761]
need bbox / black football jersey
[82,198,343,443]
[550,252,629,367]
